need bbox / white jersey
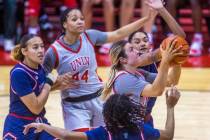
[51,32,103,99]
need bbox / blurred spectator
[3,0,16,51]
[166,0,203,56]
[82,0,136,54]
[119,0,137,27]
[27,0,78,35]
[82,0,114,54]
[82,0,114,31]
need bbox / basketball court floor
[0,66,210,140]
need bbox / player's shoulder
[116,71,138,81]
[10,66,29,80]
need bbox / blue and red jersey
[85,124,160,140]
[9,62,46,117]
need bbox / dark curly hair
[103,94,146,136]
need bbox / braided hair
[103,94,146,136]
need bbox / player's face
[123,43,140,66]
[23,37,45,65]
[64,9,85,34]
[130,32,150,53]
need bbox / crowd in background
[0,0,210,56]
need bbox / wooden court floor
[0,66,210,139]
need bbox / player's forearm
[164,107,175,140]
[39,123,71,140]
[106,16,149,42]
[158,7,186,38]
[34,84,51,114]
[40,123,88,140]
[135,49,161,67]
[150,60,170,95]
[167,65,181,86]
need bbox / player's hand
[145,0,165,10]
[165,86,180,108]
[55,72,79,90]
[160,37,183,65]
[23,123,44,135]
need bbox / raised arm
[146,0,186,38]
[135,48,161,67]
[158,87,180,140]
[166,64,181,86]
[141,41,182,97]
[105,11,151,43]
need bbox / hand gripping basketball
[161,35,189,65]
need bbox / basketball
[161,36,189,64]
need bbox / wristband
[45,77,54,86]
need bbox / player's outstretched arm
[105,10,152,43]
[23,123,87,140]
[145,0,186,38]
[159,86,180,140]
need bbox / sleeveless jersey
[50,32,103,98]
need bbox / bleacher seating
[26,0,210,54]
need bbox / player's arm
[166,64,181,86]
[43,48,79,91]
[135,48,161,67]
[23,123,88,140]
[145,0,186,38]
[20,74,56,115]
[141,41,181,97]
[141,58,169,97]
[43,48,60,91]
[21,85,51,115]
[158,87,180,140]
[105,12,151,43]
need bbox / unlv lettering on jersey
[70,57,90,71]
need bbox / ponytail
[101,40,128,100]
[102,65,117,100]
[11,44,24,61]
[11,34,37,62]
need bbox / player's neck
[22,59,39,69]
[123,65,136,74]
[64,32,80,45]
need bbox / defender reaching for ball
[102,0,188,101]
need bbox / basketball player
[23,87,180,140]
[127,0,186,126]
[3,34,59,139]
[43,0,164,131]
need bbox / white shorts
[61,97,105,131]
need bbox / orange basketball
[161,36,189,64]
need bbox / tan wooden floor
[0,66,210,139]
